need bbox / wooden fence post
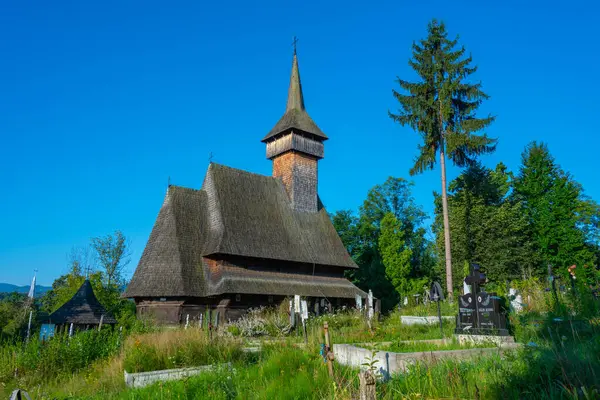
[208,309,213,340]
[358,370,376,400]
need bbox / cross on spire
[292,36,298,55]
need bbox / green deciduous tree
[0,293,28,339]
[389,19,496,299]
[379,213,418,301]
[434,162,536,288]
[91,230,131,288]
[41,233,135,323]
[332,177,436,311]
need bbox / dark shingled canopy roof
[124,164,364,299]
[207,265,365,299]
[262,53,327,142]
[49,280,117,325]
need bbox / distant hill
[0,283,52,297]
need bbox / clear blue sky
[1,0,598,286]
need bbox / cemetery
[2,5,600,399]
[2,265,599,400]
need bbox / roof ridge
[209,163,277,181]
[168,185,201,194]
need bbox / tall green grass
[83,344,359,400]
[395,301,457,317]
[307,310,456,344]
[381,336,600,399]
[2,295,598,399]
[0,329,122,384]
[123,330,248,373]
[371,338,497,353]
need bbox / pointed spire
[262,42,327,142]
[286,53,305,112]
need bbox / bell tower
[261,44,327,213]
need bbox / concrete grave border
[400,316,455,325]
[333,340,520,381]
[124,362,232,388]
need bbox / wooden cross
[208,152,214,163]
[292,36,298,55]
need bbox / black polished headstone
[476,292,508,334]
[455,263,509,336]
[457,293,476,331]
[455,291,508,335]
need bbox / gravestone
[455,263,509,336]
[457,293,476,332]
[476,291,508,335]
[355,294,362,310]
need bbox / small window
[235,294,241,302]
[268,295,274,303]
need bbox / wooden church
[124,48,366,324]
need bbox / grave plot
[333,338,520,380]
[331,275,520,381]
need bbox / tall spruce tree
[389,20,496,298]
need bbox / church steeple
[286,52,305,112]
[262,46,327,144]
[262,43,327,213]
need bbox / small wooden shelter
[48,279,116,331]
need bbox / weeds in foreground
[80,344,359,400]
[0,329,122,384]
[2,288,599,399]
[123,330,247,373]
[382,334,600,400]
[372,337,497,353]
[224,305,292,338]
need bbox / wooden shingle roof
[123,164,362,299]
[49,280,116,325]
